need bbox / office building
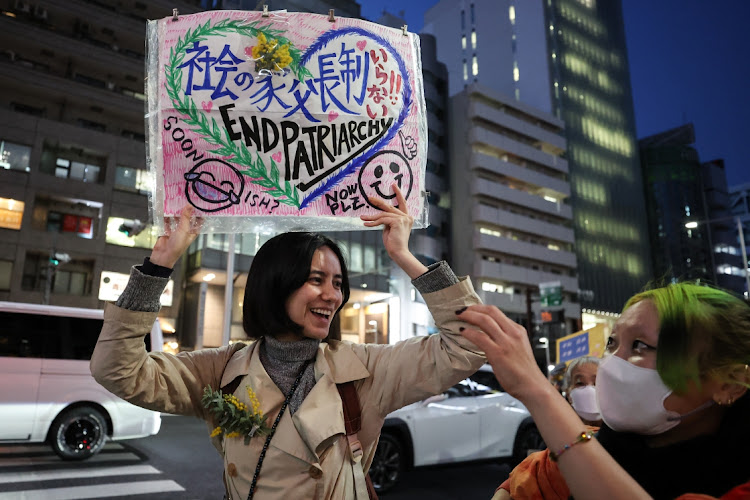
[639,124,713,283]
[449,83,578,338]
[0,0,207,341]
[424,0,652,314]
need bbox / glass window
[364,245,376,273]
[461,35,466,50]
[471,30,477,49]
[472,55,479,76]
[0,140,32,172]
[0,197,24,230]
[105,217,157,249]
[461,10,465,30]
[470,4,475,24]
[51,270,88,296]
[0,260,12,290]
[463,60,468,80]
[115,166,153,195]
[0,311,105,360]
[350,242,363,272]
[53,270,71,293]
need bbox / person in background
[466,282,750,500]
[562,356,601,427]
[90,186,486,500]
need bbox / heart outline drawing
[167,23,412,212]
[296,26,412,209]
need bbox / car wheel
[513,424,545,464]
[369,433,405,494]
[50,406,107,460]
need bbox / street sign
[556,324,606,364]
[539,281,562,307]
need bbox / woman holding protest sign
[91,185,485,500]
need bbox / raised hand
[457,305,551,401]
[360,184,428,279]
[149,206,203,269]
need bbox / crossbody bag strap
[337,382,378,500]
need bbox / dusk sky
[359,0,749,188]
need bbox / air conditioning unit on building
[14,0,32,13]
[33,5,48,20]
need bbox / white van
[0,301,163,460]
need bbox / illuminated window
[115,166,154,195]
[463,60,468,80]
[480,227,501,237]
[471,30,477,49]
[509,5,516,24]
[106,217,158,249]
[0,139,31,172]
[513,61,519,81]
[472,55,478,76]
[462,35,466,50]
[481,282,504,293]
[0,197,24,230]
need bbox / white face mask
[570,385,601,422]
[596,355,714,435]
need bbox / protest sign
[555,324,606,364]
[146,10,428,233]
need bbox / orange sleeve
[496,449,571,500]
[675,481,750,500]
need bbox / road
[0,415,510,499]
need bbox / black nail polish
[455,307,467,315]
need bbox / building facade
[449,83,578,341]
[423,0,652,314]
[0,0,456,350]
[729,182,750,299]
[702,159,747,297]
[0,0,207,341]
[639,124,714,284]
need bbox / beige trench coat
[91,277,485,500]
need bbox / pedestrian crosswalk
[0,442,186,499]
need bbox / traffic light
[118,219,146,237]
[49,257,59,266]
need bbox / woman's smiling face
[281,246,344,341]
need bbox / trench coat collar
[219,338,371,462]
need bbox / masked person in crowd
[90,186,486,500]
[563,356,601,427]
[466,283,750,500]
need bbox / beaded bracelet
[549,430,595,462]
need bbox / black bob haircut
[242,232,350,339]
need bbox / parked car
[0,301,163,460]
[369,364,544,493]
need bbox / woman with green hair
[466,282,750,500]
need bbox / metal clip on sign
[262,5,269,17]
[172,8,178,22]
[328,9,335,22]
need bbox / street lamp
[685,216,749,298]
[538,337,552,380]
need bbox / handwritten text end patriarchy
[219,103,394,192]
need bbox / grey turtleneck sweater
[116,257,458,413]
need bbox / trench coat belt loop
[346,434,370,499]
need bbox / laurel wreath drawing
[164,19,309,207]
